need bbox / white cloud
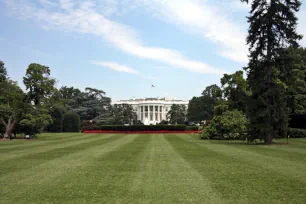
[3,0,225,75]
[59,0,75,11]
[91,61,161,80]
[37,0,57,7]
[135,0,249,64]
[91,61,140,75]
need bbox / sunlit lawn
[1,133,306,203]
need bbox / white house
[112,97,188,125]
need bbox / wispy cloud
[91,60,161,81]
[135,0,248,64]
[91,61,140,75]
[3,0,225,75]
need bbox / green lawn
[1,133,306,204]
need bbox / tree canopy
[242,0,302,144]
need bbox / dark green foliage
[187,97,212,122]
[185,126,199,131]
[80,120,94,131]
[0,60,7,83]
[167,104,187,124]
[134,120,144,125]
[187,85,222,123]
[159,120,169,125]
[187,97,203,122]
[207,110,248,140]
[64,87,112,122]
[242,0,302,144]
[82,125,187,132]
[110,104,137,125]
[23,63,56,105]
[0,122,5,133]
[202,84,221,99]
[288,128,306,138]
[63,112,80,132]
[221,71,250,112]
[45,106,65,132]
[278,47,306,120]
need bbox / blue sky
[1,0,306,101]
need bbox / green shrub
[186,126,199,131]
[82,124,187,132]
[288,128,306,138]
[45,107,65,132]
[63,112,80,132]
[199,126,209,139]
[206,124,219,139]
[207,110,248,140]
[80,120,94,131]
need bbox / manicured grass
[1,133,306,203]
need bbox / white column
[162,105,164,120]
[142,106,145,123]
[138,105,141,121]
[148,105,150,123]
[153,105,155,123]
[157,106,160,122]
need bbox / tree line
[0,63,141,138]
[194,0,306,144]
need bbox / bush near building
[63,112,80,132]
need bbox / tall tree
[167,104,187,124]
[59,86,85,109]
[242,0,302,144]
[221,71,250,112]
[0,80,25,138]
[110,104,137,125]
[278,47,306,115]
[73,87,111,121]
[44,89,68,132]
[202,84,221,99]
[187,97,213,122]
[23,63,56,105]
[0,61,7,83]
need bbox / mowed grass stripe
[188,134,306,167]
[166,134,306,204]
[3,134,146,204]
[127,134,224,204]
[0,134,132,184]
[0,133,90,151]
[0,133,116,162]
[0,134,123,175]
[31,134,151,203]
[184,135,306,181]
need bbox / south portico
[112,97,188,125]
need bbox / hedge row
[82,125,188,132]
[186,126,200,131]
[288,128,306,138]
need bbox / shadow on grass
[199,139,289,146]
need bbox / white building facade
[112,97,189,125]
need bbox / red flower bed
[84,130,199,134]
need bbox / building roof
[112,97,188,105]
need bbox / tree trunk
[1,117,16,139]
[264,133,273,145]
